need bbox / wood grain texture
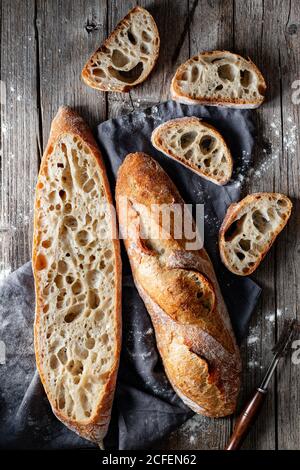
[274,0,300,450]
[36,0,108,137]
[178,0,234,450]
[233,0,278,450]
[0,0,39,273]
[0,0,300,451]
[234,0,300,451]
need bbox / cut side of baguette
[82,6,160,92]
[171,51,266,108]
[151,117,233,185]
[33,106,122,446]
[219,193,292,276]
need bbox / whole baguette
[33,106,122,446]
[116,152,241,417]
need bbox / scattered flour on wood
[246,309,283,369]
[179,414,212,445]
[247,335,259,345]
[246,324,263,369]
[231,114,297,189]
[266,313,275,323]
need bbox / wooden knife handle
[225,388,267,450]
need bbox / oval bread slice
[33,106,122,446]
[151,117,233,185]
[171,50,266,108]
[82,6,160,93]
[219,193,292,276]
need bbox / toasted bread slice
[219,193,292,276]
[33,107,122,446]
[82,6,160,92]
[151,117,233,185]
[171,51,266,108]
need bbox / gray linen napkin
[0,101,261,450]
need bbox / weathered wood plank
[233,0,277,451]
[106,0,135,116]
[275,0,300,450]
[130,0,190,105]
[233,0,300,450]
[0,0,299,451]
[107,0,189,114]
[190,0,234,53]
[36,0,108,139]
[0,0,39,274]
[178,0,235,450]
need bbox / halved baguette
[82,6,160,93]
[219,193,292,276]
[116,152,241,417]
[151,117,233,185]
[171,51,266,108]
[32,106,122,446]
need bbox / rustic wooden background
[0,0,299,450]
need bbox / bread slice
[32,106,122,446]
[82,6,160,92]
[151,117,233,185]
[219,193,292,276]
[171,51,266,108]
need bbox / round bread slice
[33,106,122,446]
[82,6,160,92]
[219,193,292,276]
[151,117,233,185]
[171,51,266,108]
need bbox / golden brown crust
[33,106,122,444]
[151,117,233,185]
[82,6,160,93]
[219,192,292,276]
[116,152,241,417]
[171,50,267,108]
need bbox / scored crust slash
[116,152,241,418]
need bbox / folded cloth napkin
[0,101,261,450]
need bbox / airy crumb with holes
[82,6,160,93]
[151,117,233,185]
[219,193,292,276]
[33,106,121,447]
[171,50,266,108]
